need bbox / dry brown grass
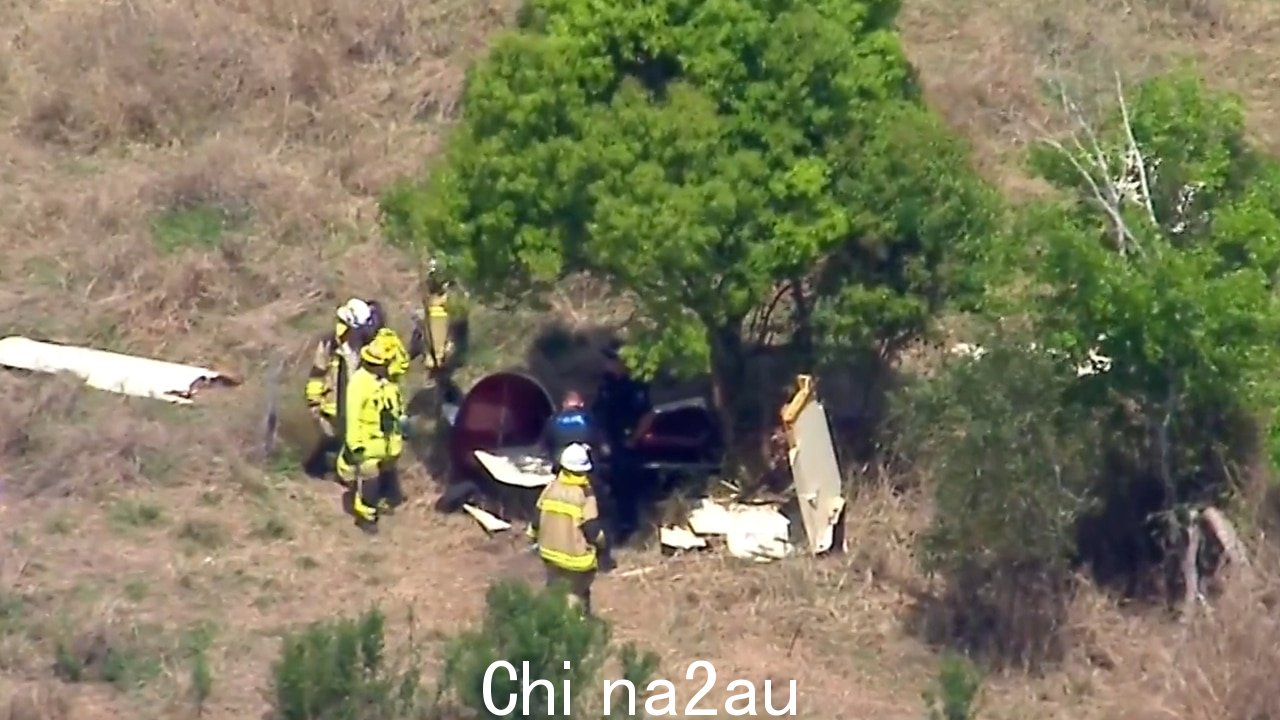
[900,0,1280,191]
[3,0,1280,717]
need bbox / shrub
[892,331,1100,667]
[922,652,983,720]
[437,579,662,719]
[270,607,425,720]
[268,581,661,720]
[439,579,610,719]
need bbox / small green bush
[190,644,213,715]
[900,337,1099,579]
[435,579,663,719]
[149,204,245,253]
[270,608,425,720]
[52,628,163,690]
[439,579,609,720]
[923,653,982,720]
[186,624,215,716]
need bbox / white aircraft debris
[724,504,794,562]
[658,525,707,550]
[461,503,512,533]
[667,498,795,562]
[949,341,1113,378]
[0,336,239,404]
[473,447,555,488]
[779,375,847,555]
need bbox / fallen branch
[1201,506,1251,574]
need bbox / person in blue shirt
[543,389,604,472]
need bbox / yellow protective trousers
[336,457,403,523]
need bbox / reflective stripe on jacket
[342,367,405,464]
[535,471,600,572]
[304,330,361,417]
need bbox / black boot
[383,468,406,509]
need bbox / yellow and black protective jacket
[530,471,605,572]
[341,367,405,468]
[304,330,362,419]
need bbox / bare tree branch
[1037,134,1138,254]
[1115,71,1158,226]
[1037,73,1146,257]
[747,281,792,347]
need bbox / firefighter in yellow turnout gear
[417,291,452,375]
[373,326,411,381]
[364,300,412,382]
[303,299,375,474]
[366,325,410,515]
[409,260,461,411]
[336,332,408,534]
[529,443,612,614]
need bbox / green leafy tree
[1028,68,1280,524]
[381,0,996,440]
[812,103,1002,361]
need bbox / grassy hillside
[2,0,1279,718]
[901,0,1280,190]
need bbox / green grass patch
[149,204,246,253]
[109,499,165,529]
[53,625,165,691]
[123,579,149,603]
[0,592,27,637]
[45,513,73,535]
[251,515,293,542]
[176,518,229,551]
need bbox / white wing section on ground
[0,336,239,404]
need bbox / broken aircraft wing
[0,336,239,404]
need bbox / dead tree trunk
[1181,509,1202,619]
